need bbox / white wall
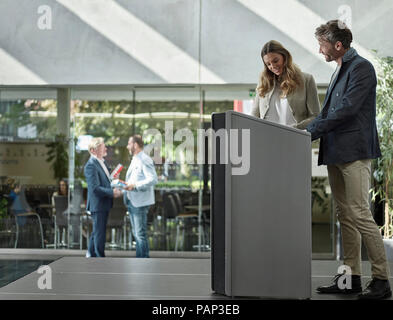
[0,0,391,86]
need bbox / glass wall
[0,89,58,249]
[311,92,335,259]
[0,86,339,257]
[69,87,207,252]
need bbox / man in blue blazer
[84,137,122,257]
[307,20,391,299]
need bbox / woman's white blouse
[264,86,297,127]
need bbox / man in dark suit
[84,137,122,257]
[307,20,391,299]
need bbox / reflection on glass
[0,97,58,249]
[0,89,336,256]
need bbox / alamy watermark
[37,5,52,30]
[337,265,353,290]
[37,265,52,290]
[338,4,352,29]
[142,121,250,176]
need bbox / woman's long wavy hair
[257,40,303,98]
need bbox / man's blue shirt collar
[343,47,357,63]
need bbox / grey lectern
[211,111,311,299]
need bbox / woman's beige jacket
[251,72,320,130]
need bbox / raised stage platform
[0,255,392,300]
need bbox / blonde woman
[251,40,320,129]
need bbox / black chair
[162,192,200,251]
[172,192,200,251]
[53,188,85,249]
[25,187,39,209]
[162,192,178,250]
[53,195,68,248]
[177,191,210,251]
[69,183,85,248]
[146,202,162,251]
[38,187,51,205]
[11,186,44,249]
[81,210,93,249]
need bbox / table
[184,205,210,212]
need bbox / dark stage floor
[0,256,392,300]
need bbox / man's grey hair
[88,137,104,154]
[315,19,353,49]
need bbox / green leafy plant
[371,54,393,239]
[0,198,8,218]
[45,133,69,181]
[311,177,329,214]
[0,197,9,229]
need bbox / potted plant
[371,54,393,260]
[45,133,69,181]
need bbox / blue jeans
[125,198,150,258]
[88,210,109,257]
